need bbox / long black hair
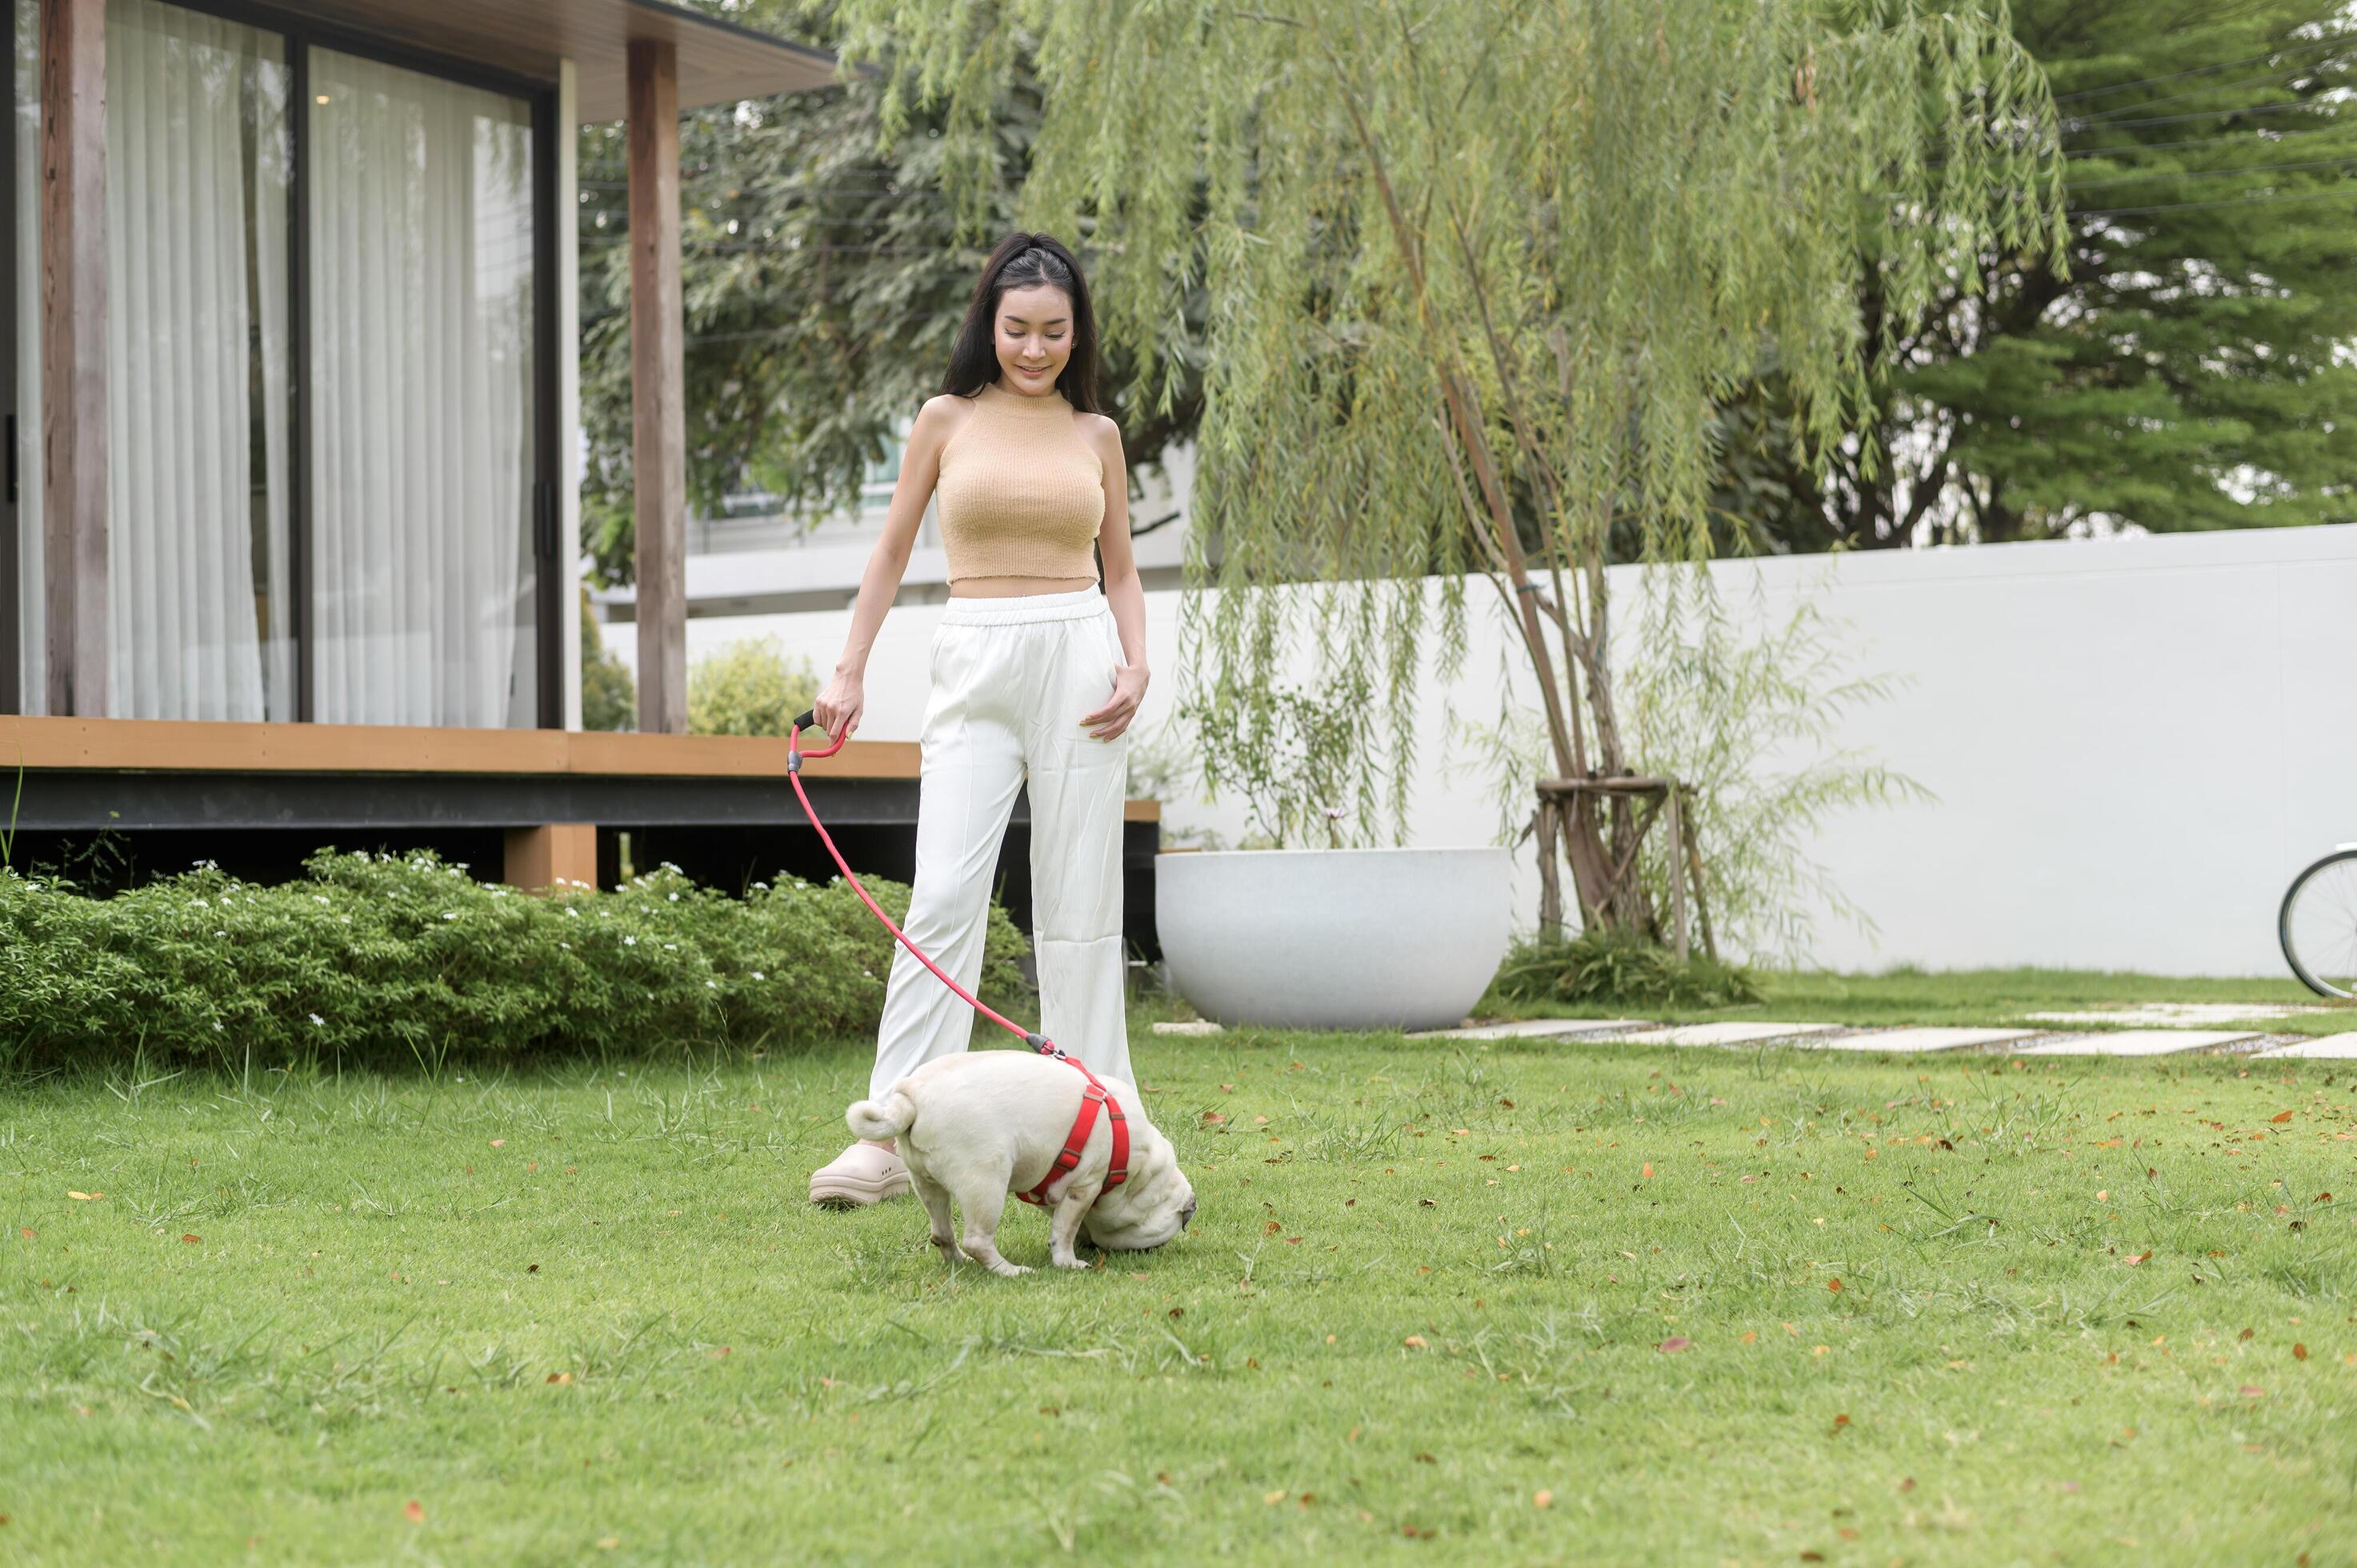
[938,233,1105,414]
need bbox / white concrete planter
[1154,846,1515,1031]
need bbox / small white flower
[751,971,765,982]
[442,912,459,921]
[213,1020,225,1032]
[623,935,638,946]
[193,898,210,909]
[567,907,581,918]
[663,942,677,951]
[706,979,718,989]
[314,895,330,905]
[309,1013,325,1027]
[215,930,227,938]
[667,892,679,903]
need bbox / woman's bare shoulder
[910,390,976,458]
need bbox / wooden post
[1664,779,1687,962]
[626,38,686,734]
[1534,795,1563,937]
[1682,790,1719,963]
[41,0,106,717]
[504,823,598,894]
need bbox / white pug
[846,1050,1198,1276]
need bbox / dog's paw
[1050,1254,1091,1270]
[992,1262,1033,1278]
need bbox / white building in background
[591,422,2357,981]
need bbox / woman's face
[994,282,1074,393]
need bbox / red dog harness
[1015,1041,1130,1208]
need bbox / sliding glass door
[307,47,538,728]
[3,0,552,727]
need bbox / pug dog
[845,1050,1198,1277]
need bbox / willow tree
[830,0,2065,934]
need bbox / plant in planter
[1150,666,1514,1030]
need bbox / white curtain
[309,46,535,729]
[102,0,291,720]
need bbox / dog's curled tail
[846,1083,917,1142]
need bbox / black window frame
[0,0,562,727]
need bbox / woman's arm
[1082,416,1150,742]
[812,396,959,740]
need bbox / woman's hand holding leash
[814,670,864,742]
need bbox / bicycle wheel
[2279,847,2357,999]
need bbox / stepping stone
[1405,1018,1651,1042]
[2015,1030,2261,1057]
[1607,1022,1844,1047]
[1793,1026,2043,1054]
[1150,1020,1224,1036]
[2027,1003,2331,1026]
[2255,1037,2357,1059]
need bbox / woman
[807,233,1150,1208]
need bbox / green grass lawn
[1483,965,2357,1035]
[5,1022,2356,1563]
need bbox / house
[0,0,1160,938]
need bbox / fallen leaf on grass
[1657,1337,1690,1354]
[2122,1251,2151,1267]
[1827,1278,1843,1293]
[1201,1113,1227,1126]
[2239,1385,2265,1398]
[181,1234,200,1245]
[1641,1163,1655,1178]
[547,1372,572,1385]
[1403,1335,1429,1350]
[2271,1110,2295,1124]
[66,1192,102,1202]
[1740,1330,1757,1344]
[2293,1343,2308,1361]
[403,1501,425,1523]
[595,1539,619,1550]
[1533,1490,1553,1509]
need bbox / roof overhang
[292,0,850,118]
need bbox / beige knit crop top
[934,380,1105,583]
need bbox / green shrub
[0,850,1030,1074]
[581,585,637,733]
[688,635,820,738]
[1489,926,1764,1011]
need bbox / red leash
[788,710,1128,1206]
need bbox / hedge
[0,849,1032,1073]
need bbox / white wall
[604,523,2357,977]
[1711,526,2357,976]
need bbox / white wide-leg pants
[868,585,1133,1100]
